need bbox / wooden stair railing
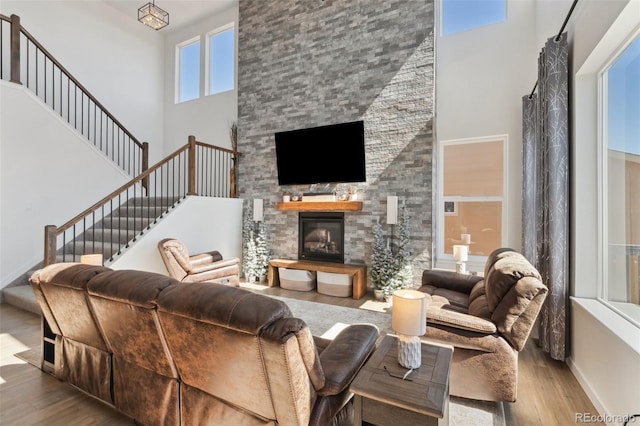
[0,14,149,181]
[44,136,241,266]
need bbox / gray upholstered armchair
[157,238,240,286]
[419,248,548,402]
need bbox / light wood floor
[0,287,603,426]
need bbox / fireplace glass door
[298,212,344,263]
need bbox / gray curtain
[522,33,569,361]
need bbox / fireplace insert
[298,212,344,263]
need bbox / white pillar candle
[453,245,468,262]
[461,233,471,244]
[253,199,263,222]
[387,195,398,225]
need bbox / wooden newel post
[230,156,237,198]
[188,135,197,196]
[10,14,21,85]
[141,142,149,193]
[44,225,57,266]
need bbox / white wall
[436,0,640,419]
[569,0,639,422]
[0,1,166,164]
[162,4,239,154]
[0,83,131,287]
[109,196,243,275]
[0,1,244,291]
[435,0,568,269]
[571,299,640,426]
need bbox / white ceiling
[104,0,237,33]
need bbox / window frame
[205,22,236,96]
[597,28,640,326]
[175,36,201,104]
[435,135,509,272]
[440,0,507,37]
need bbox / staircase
[60,195,181,262]
[1,15,240,313]
[2,196,181,314]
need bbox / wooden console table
[268,259,367,300]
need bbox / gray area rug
[271,295,393,338]
[274,295,506,426]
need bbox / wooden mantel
[276,201,363,212]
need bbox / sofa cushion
[87,269,178,308]
[30,263,111,351]
[484,250,548,350]
[467,281,491,319]
[426,294,497,334]
[484,250,542,312]
[419,285,470,311]
[157,282,291,335]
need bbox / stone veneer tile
[238,0,434,285]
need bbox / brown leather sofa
[157,238,241,286]
[30,263,379,426]
[419,248,548,402]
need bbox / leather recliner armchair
[157,238,240,286]
[419,248,548,402]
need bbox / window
[177,37,200,103]
[600,33,640,318]
[206,24,235,95]
[442,0,506,36]
[437,136,507,269]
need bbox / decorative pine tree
[242,201,270,282]
[393,203,413,289]
[254,219,270,279]
[242,203,259,281]
[371,220,395,297]
[371,202,413,298]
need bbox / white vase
[374,289,385,301]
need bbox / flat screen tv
[274,120,366,186]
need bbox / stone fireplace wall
[237,0,435,284]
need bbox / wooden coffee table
[350,335,453,426]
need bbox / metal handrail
[0,14,148,177]
[44,136,241,265]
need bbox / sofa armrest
[313,335,332,354]
[190,257,239,274]
[424,323,512,354]
[317,324,378,396]
[421,269,483,294]
[189,251,224,268]
[427,306,497,334]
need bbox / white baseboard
[566,356,608,423]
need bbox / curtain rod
[528,0,579,99]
